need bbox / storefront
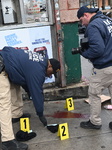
[0,0,57,83]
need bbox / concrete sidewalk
[13,98,112,150]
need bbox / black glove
[39,115,47,126]
[47,124,59,133]
[16,130,36,141]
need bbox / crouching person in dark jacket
[0,46,60,150]
[77,5,112,129]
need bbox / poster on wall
[29,26,54,83]
[0,29,31,49]
[29,26,53,58]
[0,26,55,83]
[23,0,48,23]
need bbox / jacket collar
[90,11,103,22]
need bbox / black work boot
[109,122,112,129]
[2,139,28,150]
[12,113,31,123]
[80,120,102,129]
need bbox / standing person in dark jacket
[0,46,60,150]
[76,5,112,129]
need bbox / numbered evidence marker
[57,123,69,140]
[20,118,30,132]
[64,97,74,111]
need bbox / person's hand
[39,115,47,126]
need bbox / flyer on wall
[0,25,55,83]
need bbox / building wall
[79,0,109,8]
[59,0,79,23]
[98,0,109,8]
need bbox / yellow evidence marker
[20,118,30,132]
[64,97,74,111]
[57,123,69,140]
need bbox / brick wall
[59,0,79,23]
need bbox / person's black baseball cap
[77,5,99,19]
[49,58,60,78]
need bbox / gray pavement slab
[12,99,112,150]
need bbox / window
[0,0,53,28]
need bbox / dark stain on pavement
[46,111,89,118]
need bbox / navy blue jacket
[81,11,112,69]
[0,46,48,117]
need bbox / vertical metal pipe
[53,0,66,87]
[102,0,105,9]
[109,0,112,6]
[19,0,26,23]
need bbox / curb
[44,83,89,101]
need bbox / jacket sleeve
[81,25,105,59]
[26,74,45,117]
[22,85,31,99]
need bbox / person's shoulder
[2,46,16,50]
[90,15,104,27]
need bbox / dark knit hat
[49,58,60,78]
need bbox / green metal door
[62,22,82,84]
